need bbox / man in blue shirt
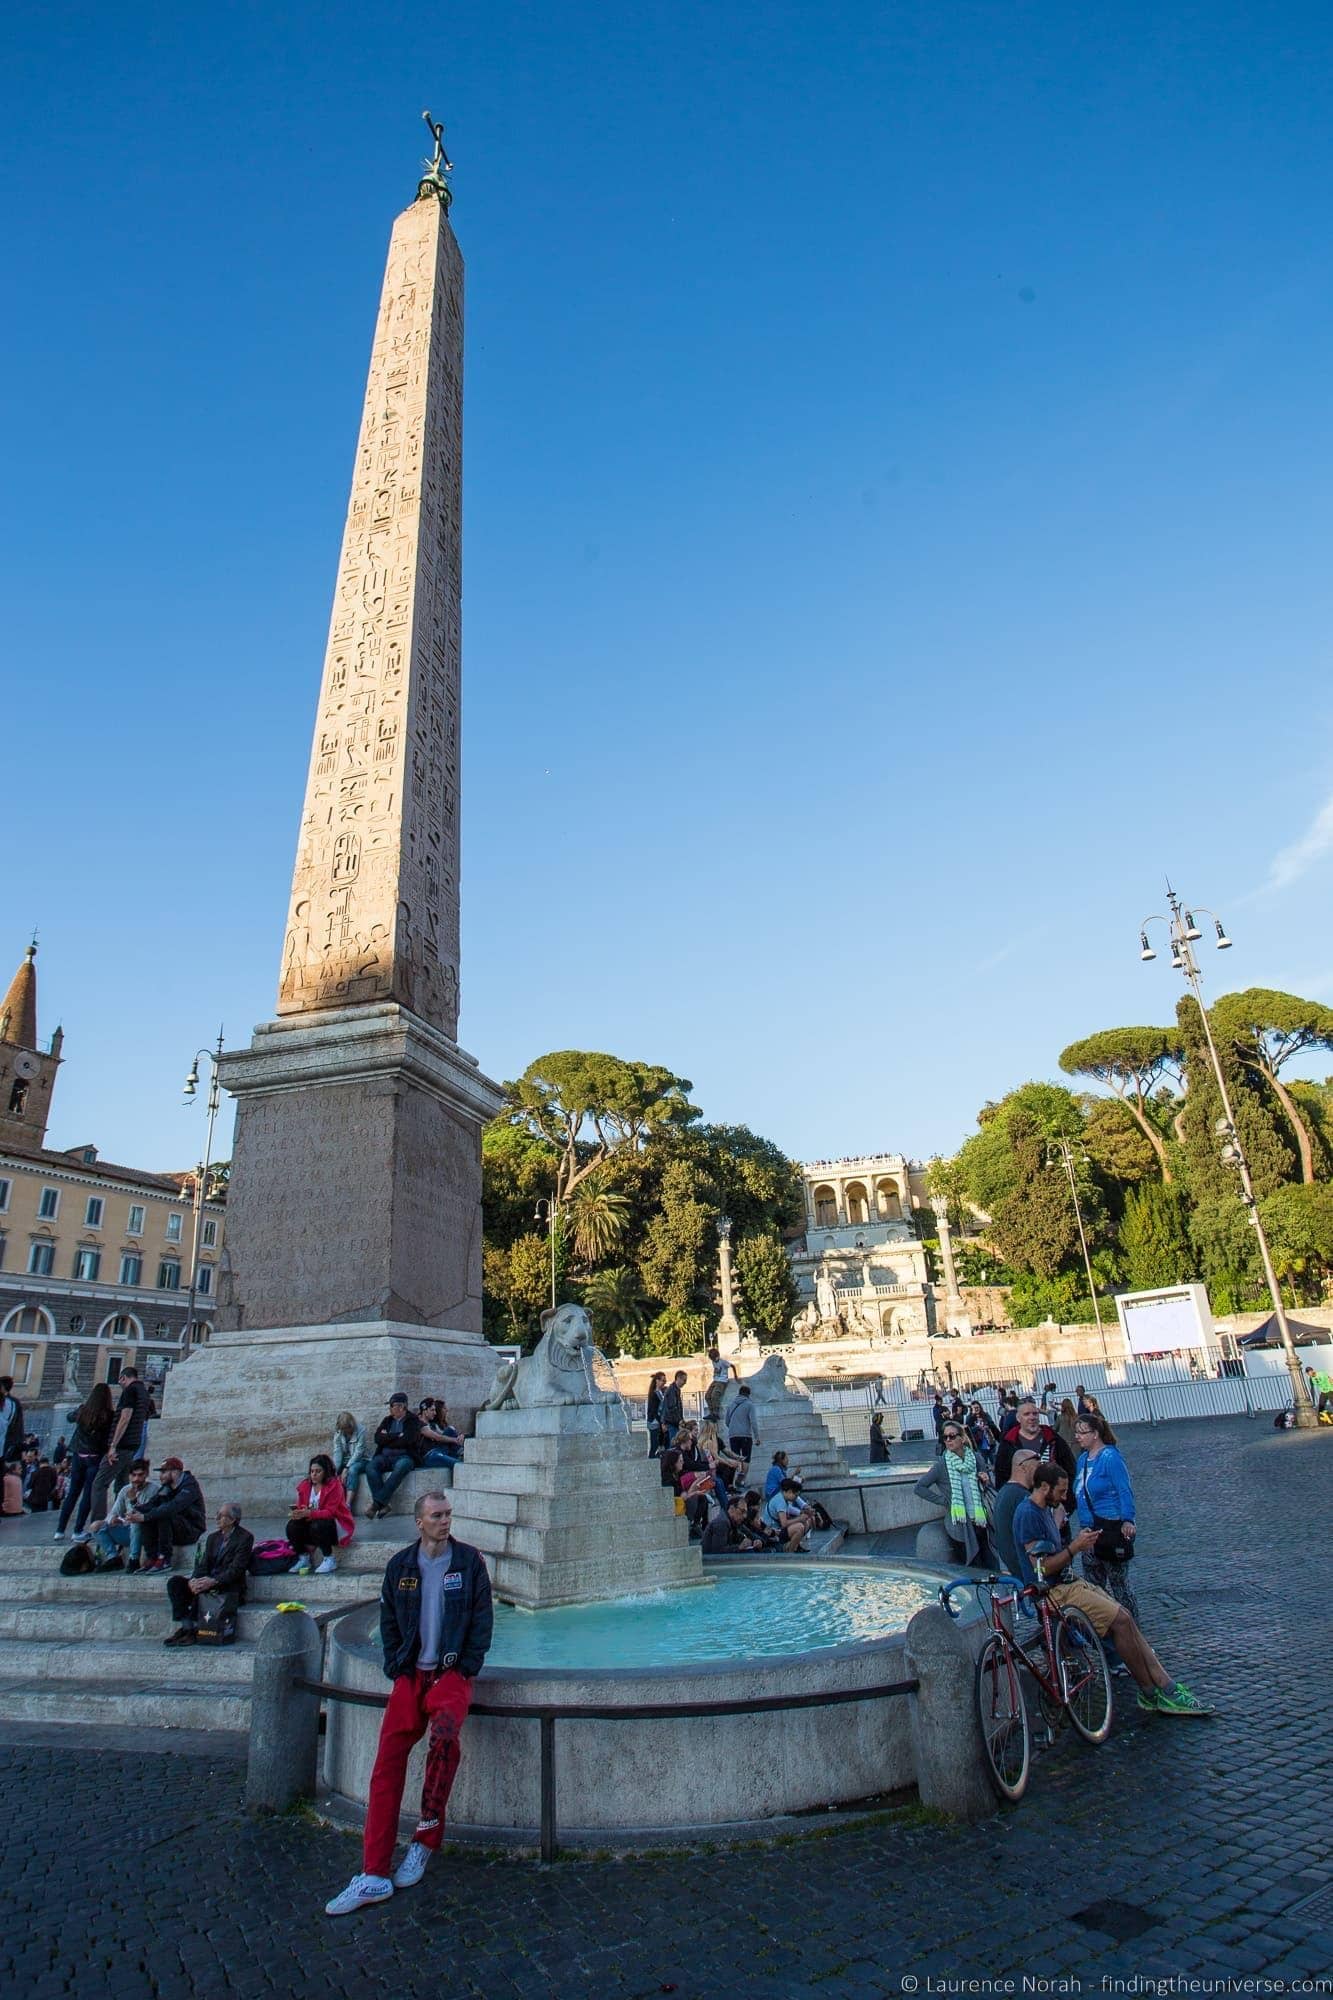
[1013,1464,1210,1717]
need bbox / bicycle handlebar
[939,1573,1031,1618]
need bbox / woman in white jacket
[331,1412,369,1509]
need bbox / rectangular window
[10,1349,32,1387]
[73,1248,101,1282]
[157,1259,181,1291]
[38,1186,60,1220]
[85,1196,104,1227]
[106,1354,122,1385]
[0,1177,10,1211]
[28,1241,54,1275]
[196,1263,213,1296]
[201,1219,218,1248]
[165,1213,183,1243]
[0,1233,5,1269]
[119,1252,142,1286]
[127,1204,145,1236]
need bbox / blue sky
[3,1,1332,1174]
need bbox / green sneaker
[1136,1688,1163,1714]
[1155,1681,1213,1717]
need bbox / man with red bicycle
[1014,1463,1211,1718]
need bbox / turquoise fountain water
[487,1563,939,1670]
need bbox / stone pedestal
[448,1403,703,1608]
[723,1363,849,1483]
[218,1006,503,1332]
[155,1318,499,1515]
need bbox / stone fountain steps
[0,1520,386,1738]
[448,1404,703,1609]
[151,1464,452,1518]
[0,1673,253,1734]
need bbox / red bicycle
[941,1573,1114,1801]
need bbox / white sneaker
[324,1873,394,1916]
[53,1532,66,1542]
[392,1842,431,1889]
[292,1557,312,1576]
[316,1555,338,1575]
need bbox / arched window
[813,1185,838,1228]
[98,1312,143,1345]
[875,1180,902,1222]
[845,1182,869,1226]
[2,1303,54,1340]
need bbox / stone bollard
[904,1602,996,1823]
[914,1518,956,1565]
[245,1607,324,1814]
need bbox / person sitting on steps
[365,1394,425,1518]
[164,1501,254,1646]
[135,1457,206,1574]
[417,1398,464,1470]
[85,1458,157,1570]
[287,1452,356,1575]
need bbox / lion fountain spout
[446,1304,701,1608]
[482,1303,625,1420]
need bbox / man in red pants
[326,1489,493,1915]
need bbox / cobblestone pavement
[4,1417,1331,1999]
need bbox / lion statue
[482,1303,621,1412]
[741,1354,808,1406]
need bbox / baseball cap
[388,1392,409,1406]
[157,1456,184,1473]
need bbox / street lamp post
[182,1028,225,1354]
[534,1199,558,1311]
[1047,1137,1109,1365]
[1140,886,1315,1428]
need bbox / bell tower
[0,940,61,1151]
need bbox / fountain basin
[324,1558,948,1837]
[801,1466,946,1536]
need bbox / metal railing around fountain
[282,1658,921,1862]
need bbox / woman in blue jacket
[1073,1411,1139,1617]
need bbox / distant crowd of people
[914,1389,1209,1716]
[645,1353,840,1554]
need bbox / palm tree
[567,1184,631,1268]
[579,1265,647,1353]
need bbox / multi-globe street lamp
[181,1028,225,1353]
[1139,886,1315,1428]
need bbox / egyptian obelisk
[158,126,505,1489]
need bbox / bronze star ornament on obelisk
[157,122,505,1494]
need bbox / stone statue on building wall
[60,1346,80,1400]
[815,1265,838,1325]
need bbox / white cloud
[1267,790,1333,892]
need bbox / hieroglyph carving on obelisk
[278,193,463,1038]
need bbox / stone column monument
[159,131,506,1495]
[714,1214,742,1354]
[932,1198,973,1339]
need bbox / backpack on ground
[248,1538,295,1575]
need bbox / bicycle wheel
[975,1632,1031,1800]
[1054,1608,1114,1743]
